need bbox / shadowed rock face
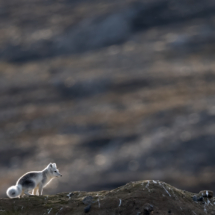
[0,180,215,215]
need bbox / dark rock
[67,193,73,198]
[193,195,204,202]
[143,203,153,215]
[199,190,213,198]
[197,197,203,202]
[192,196,198,202]
[84,205,91,213]
[82,196,94,205]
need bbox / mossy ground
[1,180,215,215]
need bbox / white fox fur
[6,163,62,198]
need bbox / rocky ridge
[0,180,215,215]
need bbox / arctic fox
[6,163,62,198]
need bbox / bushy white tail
[6,184,22,198]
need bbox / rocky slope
[1,0,215,198]
[0,180,215,215]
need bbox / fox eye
[54,171,57,172]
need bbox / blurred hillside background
[1,0,215,197]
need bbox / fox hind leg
[22,180,35,196]
[24,190,32,196]
[33,186,39,195]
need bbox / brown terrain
[1,180,215,215]
[0,0,215,204]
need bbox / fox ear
[49,163,53,168]
[52,163,57,168]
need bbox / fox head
[48,163,62,177]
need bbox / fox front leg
[38,184,43,196]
